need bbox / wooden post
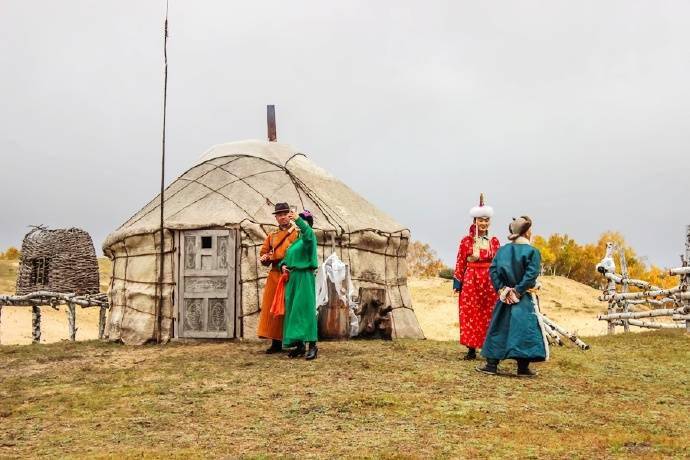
[606,281,616,335]
[67,302,76,341]
[356,287,392,339]
[98,306,107,340]
[606,245,617,335]
[681,225,690,334]
[32,306,41,344]
[318,278,350,340]
[619,248,630,333]
[267,105,277,142]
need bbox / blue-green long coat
[481,242,549,362]
[280,217,319,346]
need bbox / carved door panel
[179,229,237,338]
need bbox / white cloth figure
[596,242,617,275]
[316,253,359,336]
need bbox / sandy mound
[410,275,611,341]
[0,305,101,345]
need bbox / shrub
[438,267,454,280]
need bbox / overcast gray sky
[1,1,688,268]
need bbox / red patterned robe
[454,225,500,349]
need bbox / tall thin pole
[156,0,169,343]
[681,225,690,334]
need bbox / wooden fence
[0,291,108,344]
[597,225,690,333]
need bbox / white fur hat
[469,193,494,218]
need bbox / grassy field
[0,331,688,458]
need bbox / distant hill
[411,275,608,341]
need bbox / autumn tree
[407,240,447,278]
[0,247,20,260]
[533,231,676,289]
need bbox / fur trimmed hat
[508,216,532,241]
[469,193,494,218]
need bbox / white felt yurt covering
[103,140,424,344]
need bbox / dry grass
[0,260,18,295]
[0,332,688,458]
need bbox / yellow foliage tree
[534,231,677,289]
[407,240,447,278]
[0,247,21,260]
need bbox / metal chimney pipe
[267,105,277,142]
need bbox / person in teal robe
[280,210,319,360]
[478,216,549,377]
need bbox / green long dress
[280,217,319,346]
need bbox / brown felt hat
[272,202,291,215]
[508,216,532,241]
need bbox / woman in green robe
[280,210,319,360]
[478,216,549,377]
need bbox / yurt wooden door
[178,229,238,338]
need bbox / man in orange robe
[257,202,299,353]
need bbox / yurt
[103,140,424,345]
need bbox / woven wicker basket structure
[15,227,100,295]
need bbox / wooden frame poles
[598,226,690,334]
[0,292,109,343]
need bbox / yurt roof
[104,140,407,249]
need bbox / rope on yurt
[285,171,348,233]
[167,177,256,220]
[217,165,283,205]
[124,155,246,228]
[238,223,262,316]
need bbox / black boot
[288,342,306,358]
[463,347,477,360]
[305,342,318,360]
[476,358,499,375]
[265,339,282,354]
[517,359,537,377]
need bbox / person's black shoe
[288,344,306,358]
[475,362,498,375]
[517,368,537,378]
[265,339,282,354]
[462,348,477,360]
[305,346,318,361]
[516,359,536,377]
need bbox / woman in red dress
[453,194,500,360]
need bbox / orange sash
[270,273,289,317]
